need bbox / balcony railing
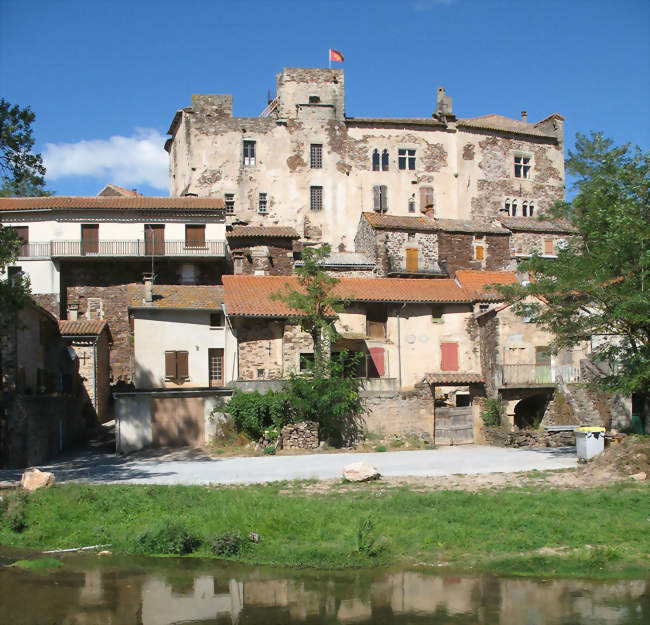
[17,240,226,259]
[500,364,581,386]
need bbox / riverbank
[1,479,648,578]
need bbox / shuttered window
[185,225,205,248]
[81,224,99,255]
[406,247,419,273]
[474,235,486,261]
[14,226,28,256]
[441,342,459,371]
[373,185,388,212]
[420,186,434,212]
[544,238,555,255]
[165,351,189,381]
[366,304,388,339]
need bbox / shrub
[3,491,28,533]
[133,518,201,555]
[482,398,502,427]
[222,390,289,441]
[356,516,386,557]
[374,445,387,452]
[263,445,276,455]
[208,532,242,557]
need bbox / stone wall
[510,231,570,257]
[281,420,319,449]
[236,319,284,380]
[229,239,295,276]
[282,324,314,374]
[31,294,60,318]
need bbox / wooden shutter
[380,185,387,212]
[14,226,28,256]
[165,351,177,379]
[544,239,554,255]
[475,244,484,260]
[373,185,381,212]
[420,186,433,212]
[81,224,99,255]
[185,225,205,248]
[145,225,165,255]
[368,347,385,377]
[406,247,419,272]
[441,342,459,371]
[177,351,189,380]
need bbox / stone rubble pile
[281,421,319,450]
[507,427,576,448]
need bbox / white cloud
[411,0,456,10]
[43,129,169,191]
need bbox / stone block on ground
[343,461,381,482]
[20,468,55,491]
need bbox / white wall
[12,259,60,294]
[134,309,236,388]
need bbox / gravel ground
[0,444,578,486]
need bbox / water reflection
[0,554,647,625]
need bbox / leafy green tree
[0,225,31,315]
[499,132,649,396]
[0,98,50,196]
[273,244,344,373]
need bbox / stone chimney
[435,87,453,120]
[143,273,154,305]
[67,303,79,320]
[521,110,528,123]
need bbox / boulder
[630,472,647,481]
[343,461,381,482]
[20,468,55,491]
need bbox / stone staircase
[562,383,605,427]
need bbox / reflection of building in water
[389,572,477,615]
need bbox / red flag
[329,49,344,62]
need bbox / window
[208,348,224,387]
[258,193,267,214]
[511,199,518,217]
[210,312,224,327]
[398,148,416,170]
[185,224,205,247]
[504,199,511,216]
[310,186,323,211]
[479,304,490,313]
[372,149,380,171]
[300,353,315,371]
[81,224,99,255]
[408,199,416,213]
[373,185,388,212]
[366,304,388,339]
[381,149,389,171]
[225,193,235,215]
[420,186,434,212]
[165,350,189,381]
[310,144,322,169]
[14,226,28,256]
[431,304,444,322]
[7,266,23,285]
[308,95,320,103]
[514,154,531,179]
[474,235,486,261]
[243,140,256,166]
[528,201,534,217]
[256,368,265,379]
[522,201,528,217]
[544,238,555,255]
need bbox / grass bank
[1,481,648,578]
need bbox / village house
[166,67,566,253]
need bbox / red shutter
[368,347,385,377]
[441,342,459,371]
[165,351,177,379]
[81,224,99,254]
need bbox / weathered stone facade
[280,420,319,449]
[229,240,295,276]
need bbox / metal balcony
[498,364,581,387]
[17,240,226,259]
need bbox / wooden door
[81,224,99,255]
[435,406,474,445]
[14,226,28,256]
[208,348,224,387]
[145,225,165,255]
[535,346,551,383]
[441,342,459,371]
[406,248,419,272]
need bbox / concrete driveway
[0,445,578,486]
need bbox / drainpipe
[396,302,407,390]
[222,303,237,382]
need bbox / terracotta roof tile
[0,196,224,211]
[128,285,224,310]
[58,319,108,336]
[361,213,507,234]
[227,226,300,239]
[498,217,576,233]
[223,275,473,317]
[457,114,554,138]
[425,373,484,385]
[455,270,518,301]
[97,184,141,197]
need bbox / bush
[3,491,28,533]
[208,532,242,556]
[356,516,386,557]
[374,445,387,452]
[133,518,201,555]
[263,445,276,455]
[482,398,502,427]
[222,390,289,441]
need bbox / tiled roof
[499,217,576,233]
[457,114,554,138]
[97,184,141,197]
[227,226,300,239]
[346,117,446,127]
[128,285,224,310]
[58,319,108,336]
[425,373,484,385]
[455,270,519,301]
[223,275,473,317]
[361,213,507,234]
[0,196,225,211]
[319,252,375,268]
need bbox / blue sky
[1,0,648,197]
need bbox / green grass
[10,558,63,571]
[1,482,648,577]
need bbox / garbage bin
[575,426,606,460]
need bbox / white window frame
[243,140,256,166]
[514,153,532,179]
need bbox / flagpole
[328,49,331,69]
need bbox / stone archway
[514,394,550,429]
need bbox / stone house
[59,318,112,423]
[0,303,86,467]
[0,195,227,383]
[498,216,576,263]
[166,67,565,252]
[226,225,299,275]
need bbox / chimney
[143,273,154,305]
[435,87,453,120]
[521,110,528,123]
[67,303,79,320]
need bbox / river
[0,549,647,624]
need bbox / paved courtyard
[0,444,578,486]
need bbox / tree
[0,225,32,315]
[273,244,344,373]
[499,132,650,397]
[0,98,50,196]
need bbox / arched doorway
[514,394,549,429]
